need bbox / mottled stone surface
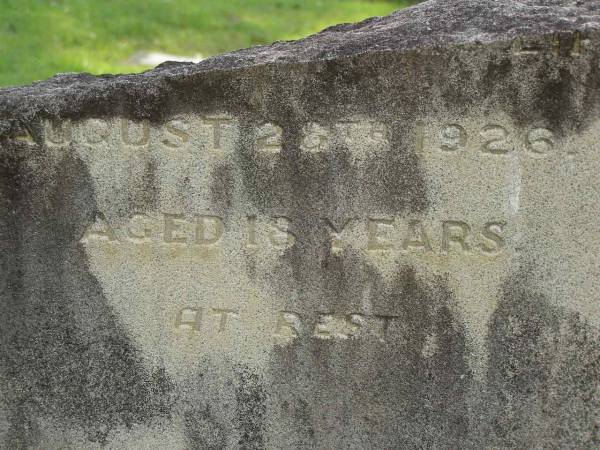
[1,1,600,448]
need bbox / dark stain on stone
[290,398,315,445]
[485,269,600,449]
[429,39,600,135]
[127,155,158,213]
[268,266,470,449]
[482,56,514,101]
[485,56,513,82]
[0,143,174,446]
[534,66,578,134]
[235,366,267,450]
[228,54,431,218]
[237,120,426,221]
[209,162,235,215]
[4,406,41,450]
[184,405,226,450]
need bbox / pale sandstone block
[1,1,599,448]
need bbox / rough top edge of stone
[1,0,599,106]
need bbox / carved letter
[313,314,336,340]
[269,217,295,249]
[369,122,388,144]
[256,123,282,152]
[375,315,400,343]
[175,308,202,332]
[324,218,353,254]
[526,128,554,156]
[346,313,365,338]
[203,116,232,150]
[162,118,190,148]
[127,213,155,242]
[481,125,511,154]
[441,221,471,253]
[211,308,239,332]
[368,218,394,250]
[81,212,118,242]
[313,313,363,340]
[121,119,149,146]
[83,118,110,144]
[163,213,187,244]
[273,312,302,341]
[402,220,432,252]
[479,222,505,255]
[15,127,34,144]
[194,215,224,246]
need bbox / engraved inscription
[195,215,225,246]
[175,308,400,343]
[246,215,258,248]
[367,218,505,256]
[441,221,471,253]
[421,122,560,158]
[175,307,240,334]
[82,213,507,257]
[46,115,239,154]
[40,115,387,159]
[415,120,425,154]
[163,213,187,244]
[313,313,365,340]
[45,115,566,160]
[211,308,240,332]
[478,222,505,256]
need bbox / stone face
[1,0,600,448]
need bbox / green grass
[0,0,419,87]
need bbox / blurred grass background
[0,0,419,87]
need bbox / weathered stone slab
[1,0,600,448]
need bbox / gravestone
[1,0,599,448]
